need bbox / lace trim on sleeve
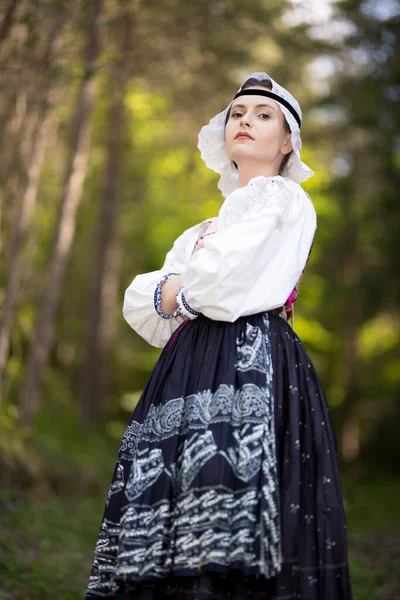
[176,287,201,320]
[154,272,181,319]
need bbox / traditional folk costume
[85,72,353,599]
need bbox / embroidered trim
[154,272,181,319]
[176,286,201,319]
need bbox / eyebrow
[231,102,278,113]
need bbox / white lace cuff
[154,272,181,319]
[176,286,201,320]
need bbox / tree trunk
[0,113,51,396]
[80,2,134,427]
[0,14,67,401]
[18,0,104,427]
[0,0,22,47]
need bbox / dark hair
[224,77,293,175]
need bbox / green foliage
[346,474,400,533]
[0,491,104,599]
[348,557,387,600]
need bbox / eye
[231,112,243,118]
[260,113,270,119]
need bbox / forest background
[0,0,399,598]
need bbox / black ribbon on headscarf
[233,89,302,128]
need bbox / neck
[237,160,280,188]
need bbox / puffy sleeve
[180,176,317,322]
[122,223,200,348]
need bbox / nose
[240,116,251,128]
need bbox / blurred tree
[80,0,135,426]
[297,0,400,473]
[0,9,67,400]
[17,0,104,426]
[0,0,22,47]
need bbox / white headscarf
[197,71,314,198]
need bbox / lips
[235,132,254,140]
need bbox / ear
[281,134,293,155]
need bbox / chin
[229,150,261,165]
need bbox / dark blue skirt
[85,311,353,599]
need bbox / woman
[85,71,353,599]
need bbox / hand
[160,274,182,315]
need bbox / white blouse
[123,175,317,347]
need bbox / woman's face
[225,86,292,171]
